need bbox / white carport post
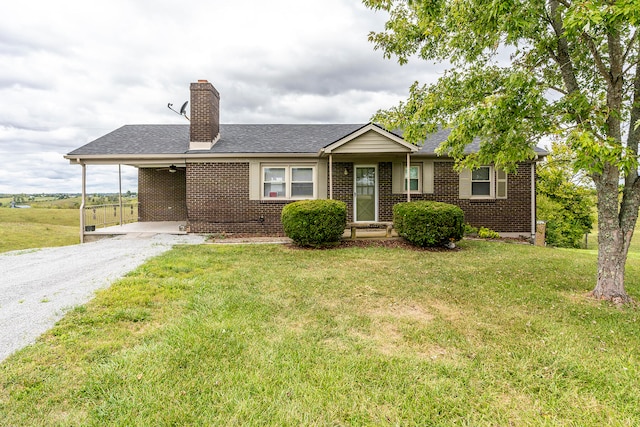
[406,152,411,202]
[329,153,333,199]
[118,164,123,226]
[80,163,86,244]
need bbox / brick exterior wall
[428,161,533,233]
[186,162,287,234]
[138,160,533,235]
[138,168,187,221]
[330,161,532,233]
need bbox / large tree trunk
[591,165,634,304]
[589,29,638,304]
[592,221,631,304]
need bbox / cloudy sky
[0,0,444,194]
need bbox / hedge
[393,201,464,247]
[281,199,347,247]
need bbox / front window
[263,167,286,198]
[291,167,314,197]
[471,166,492,197]
[262,165,316,200]
[404,165,421,192]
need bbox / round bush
[281,199,347,247]
[478,226,500,239]
[393,201,464,247]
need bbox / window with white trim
[262,165,315,200]
[404,164,422,193]
[459,165,508,199]
[471,166,492,197]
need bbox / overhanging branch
[581,32,612,84]
[623,29,638,64]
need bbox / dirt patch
[282,238,462,251]
[208,233,463,250]
[366,301,435,323]
[335,239,460,251]
[207,233,527,249]
[428,300,465,322]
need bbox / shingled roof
[66,123,546,158]
[68,123,378,156]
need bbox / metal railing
[83,202,139,230]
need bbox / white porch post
[80,163,86,244]
[406,152,411,202]
[329,154,333,200]
[118,164,123,226]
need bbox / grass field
[1,240,639,425]
[0,208,80,253]
[1,195,138,210]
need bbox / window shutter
[459,168,472,199]
[496,169,507,199]
[423,160,434,194]
[392,162,404,194]
[317,160,328,199]
[249,161,260,200]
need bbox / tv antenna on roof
[167,100,190,121]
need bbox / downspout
[118,164,123,226]
[406,152,411,202]
[80,162,86,244]
[329,153,333,199]
[531,162,536,243]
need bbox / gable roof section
[322,123,418,154]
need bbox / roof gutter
[64,152,324,165]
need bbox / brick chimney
[189,80,220,150]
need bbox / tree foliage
[537,143,595,248]
[364,0,640,303]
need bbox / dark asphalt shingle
[67,123,546,157]
[67,125,189,156]
[68,124,370,156]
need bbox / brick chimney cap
[197,79,209,83]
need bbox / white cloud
[0,0,443,193]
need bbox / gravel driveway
[0,233,205,362]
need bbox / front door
[354,165,377,222]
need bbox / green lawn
[0,208,80,253]
[1,241,639,425]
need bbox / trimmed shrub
[281,199,347,247]
[464,223,479,236]
[478,226,500,239]
[393,201,464,247]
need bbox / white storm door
[354,165,378,222]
